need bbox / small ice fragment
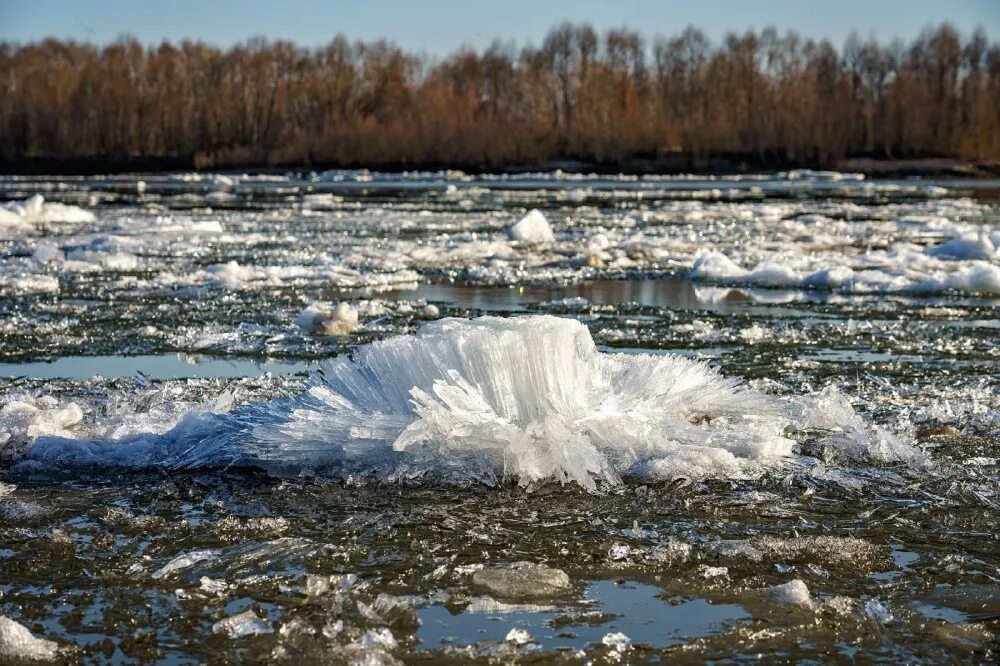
[296,302,359,335]
[0,616,61,661]
[699,565,729,579]
[425,565,448,580]
[864,599,893,624]
[421,303,440,319]
[509,209,555,244]
[301,573,357,597]
[0,482,14,497]
[151,549,219,579]
[199,576,227,594]
[602,631,631,653]
[926,233,995,261]
[766,579,816,611]
[32,244,63,263]
[212,610,272,638]
[739,324,768,344]
[359,627,397,650]
[279,617,316,637]
[690,251,746,280]
[608,543,632,561]
[322,620,344,639]
[505,627,532,645]
[821,596,855,616]
[647,539,691,564]
[472,562,571,599]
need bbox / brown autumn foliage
[1,23,998,171]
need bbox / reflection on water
[416,579,748,651]
[377,278,819,315]
[0,354,310,380]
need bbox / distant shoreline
[2,156,998,179]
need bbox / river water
[0,170,998,663]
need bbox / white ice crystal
[24,315,922,488]
[296,302,360,336]
[0,616,61,661]
[509,209,555,244]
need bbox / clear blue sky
[1,0,998,55]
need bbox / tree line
[1,23,998,172]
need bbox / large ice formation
[23,316,921,488]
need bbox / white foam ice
[509,209,554,244]
[21,315,923,488]
[926,233,997,261]
[0,207,34,236]
[0,396,83,457]
[0,616,62,661]
[689,243,1000,295]
[296,302,360,336]
[1,195,95,236]
[505,627,532,645]
[0,274,60,294]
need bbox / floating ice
[211,610,272,638]
[0,207,33,236]
[505,628,532,645]
[601,631,631,652]
[0,275,60,294]
[1,396,83,458]
[765,579,816,611]
[926,233,996,261]
[22,316,922,487]
[472,562,571,599]
[863,599,894,624]
[152,549,220,579]
[2,195,96,228]
[296,302,360,336]
[690,247,1000,295]
[0,616,61,661]
[509,209,554,244]
[359,627,397,649]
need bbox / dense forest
[1,23,999,172]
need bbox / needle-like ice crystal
[23,315,922,488]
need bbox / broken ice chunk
[212,610,272,638]
[472,562,571,599]
[509,209,555,244]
